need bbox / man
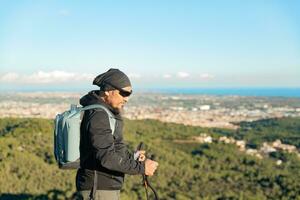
[76,68,158,200]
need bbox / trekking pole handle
[137,142,144,151]
[135,142,145,161]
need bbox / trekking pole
[136,142,159,200]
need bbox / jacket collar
[80,90,122,120]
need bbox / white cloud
[128,73,141,79]
[0,71,216,84]
[0,73,19,82]
[163,74,172,79]
[200,73,215,80]
[177,72,190,78]
[25,71,75,83]
[0,71,94,84]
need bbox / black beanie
[93,68,131,91]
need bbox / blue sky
[0,0,299,90]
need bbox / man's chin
[116,105,124,113]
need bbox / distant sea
[140,88,300,98]
[0,87,299,98]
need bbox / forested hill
[0,117,299,200]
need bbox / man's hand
[145,159,159,176]
[138,150,146,162]
[134,150,146,161]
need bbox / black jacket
[76,91,145,191]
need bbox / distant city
[1,91,300,129]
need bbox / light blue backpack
[54,104,116,169]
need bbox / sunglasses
[105,82,132,97]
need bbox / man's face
[106,86,132,111]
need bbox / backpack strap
[81,104,116,135]
[89,170,98,200]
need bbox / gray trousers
[77,190,120,200]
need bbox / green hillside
[0,117,299,200]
